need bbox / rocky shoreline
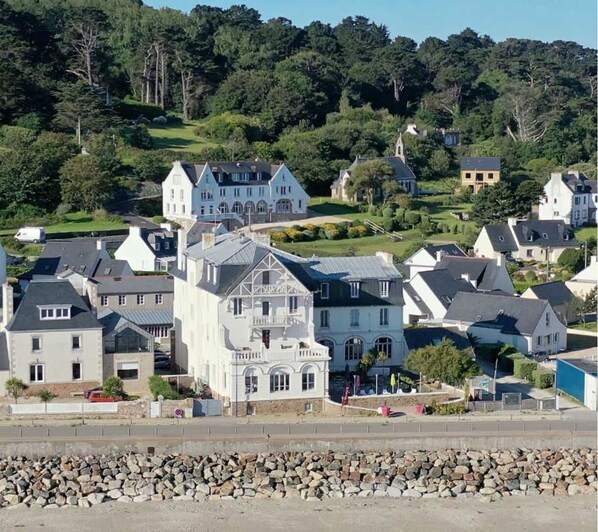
[0,448,595,508]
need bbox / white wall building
[403,244,465,279]
[162,160,309,225]
[539,171,597,227]
[444,292,567,355]
[566,256,597,298]
[172,232,405,415]
[115,225,177,272]
[474,218,579,262]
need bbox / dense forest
[0,0,596,214]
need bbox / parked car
[154,354,171,370]
[84,385,103,399]
[14,226,45,243]
[88,390,122,402]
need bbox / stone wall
[0,449,593,508]
[232,398,323,417]
[23,381,100,398]
[347,392,451,409]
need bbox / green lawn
[575,226,596,242]
[0,212,127,237]
[569,322,598,332]
[148,121,219,153]
[277,233,415,258]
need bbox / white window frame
[270,372,290,392]
[350,282,360,298]
[289,296,298,313]
[379,281,390,298]
[155,294,163,305]
[350,309,359,327]
[72,362,82,381]
[31,336,41,352]
[137,294,145,305]
[233,298,243,316]
[245,375,258,394]
[30,363,44,383]
[302,372,315,391]
[379,308,389,326]
[100,295,109,306]
[72,335,81,350]
[320,309,330,328]
[118,295,126,306]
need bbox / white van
[14,227,46,243]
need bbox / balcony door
[262,329,271,349]
[262,301,270,316]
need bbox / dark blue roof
[461,157,501,171]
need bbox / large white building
[539,171,597,227]
[162,160,310,225]
[172,232,405,415]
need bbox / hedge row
[269,221,372,244]
[513,358,555,389]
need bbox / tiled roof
[404,327,470,352]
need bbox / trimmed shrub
[351,218,363,227]
[368,205,381,216]
[354,225,370,237]
[324,227,341,240]
[383,218,395,232]
[514,358,537,381]
[394,208,405,222]
[268,230,289,243]
[148,375,180,400]
[382,207,394,219]
[347,227,360,238]
[428,400,466,415]
[302,230,315,241]
[303,223,318,232]
[502,352,526,373]
[284,228,304,242]
[532,369,554,389]
[524,270,537,282]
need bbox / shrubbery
[148,375,180,400]
[532,369,554,389]
[268,222,371,245]
[427,400,467,415]
[513,358,537,380]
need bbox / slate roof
[90,275,174,295]
[6,280,102,332]
[403,283,432,317]
[93,259,132,277]
[435,256,508,292]
[460,157,501,171]
[444,292,548,336]
[561,173,597,194]
[142,229,177,258]
[116,309,173,326]
[510,220,577,248]
[180,160,282,187]
[560,358,598,375]
[332,155,416,188]
[404,327,470,352]
[0,333,9,371]
[26,241,104,278]
[416,269,476,308]
[485,225,517,252]
[421,244,466,260]
[97,309,152,337]
[185,221,226,247]
[525,281,574,307]
[187,233,404,306]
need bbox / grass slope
[148,121,219,153]
[0,212,127,237]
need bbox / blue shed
[557,358,598,410]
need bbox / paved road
[0,419,594,442]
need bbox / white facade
[174,242,328,407]
[539,172,597,227]
[403,248,442,278]
[163,161,310,224]
[115,226,176,272]
[0,242,6,286]
[445,302,566,355]
[566,256,597,298]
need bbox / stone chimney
[376,251,394,266]
[96,240,106,251]
[202,233,216,250]
[2,283,13,329]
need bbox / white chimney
[496,254,504,267]
[436,251,443,262]
[202,233,215,250]
[130,226,142,237]
[376,251,394,266]
[177,228,188,271]
[247,233,271,247]
[506,217,519,227]
[2,283,13,329]
[160,222,173,232]
[96,240,106,251]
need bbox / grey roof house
[444,292,567,355]
[521,281,577,324]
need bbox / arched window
[232,202,243,214]
[244,367,258,395]
[318,339,334,361]
[218,202,228,214]
[276,199,292,213]
[245,201,255,213]
[374,337,392,358]
[269,368,290,392]
[344,338,363,361]
[256,200,268,214]
[301,365,315,391]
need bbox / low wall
[231,398,324,417]
[348,392,451,409]
[23,381,100,397]
[10,403,117,415]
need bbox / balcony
[233,343,329,364]
[253,315,291,327]
[252,284,299,296]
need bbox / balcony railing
[233,344,329,364]
[253,315,291,327]
[252,284,299,295]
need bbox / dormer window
[38,305,71,320]
[320,283,329,299]
[350,281,360,299]
[379,281,390,298]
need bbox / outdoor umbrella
[390,373,397,392]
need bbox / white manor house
[162,160,310,226]
[172,231,405,415]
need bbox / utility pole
[584,242,588,268]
